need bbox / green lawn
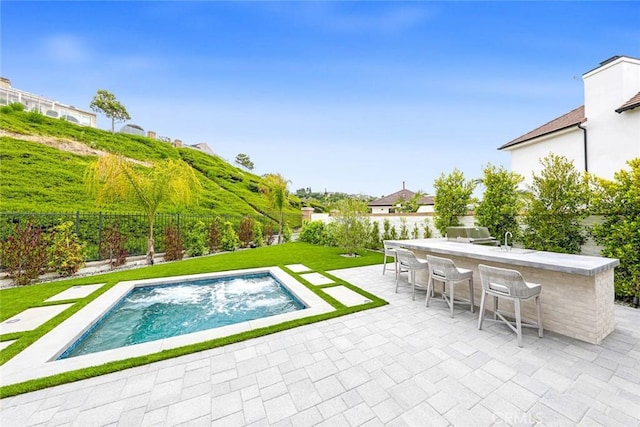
[0,242,387,397]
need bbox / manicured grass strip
[0,243,387,396]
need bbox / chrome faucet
[504,231,512,252]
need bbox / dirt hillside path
[0,129,151,166]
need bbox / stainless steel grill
[446,226,499,246]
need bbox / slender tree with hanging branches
[85,154,202,264]
[261,173,290,244]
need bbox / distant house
[368,182,435,214]
[119,123,145,136]
[189,142,215,156]
[0,77,96,127]
[499,55,640,184]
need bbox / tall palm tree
[262,173,290,244]
[85,154,202,264]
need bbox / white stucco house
[0,77,97,127]
[499,55,640,183]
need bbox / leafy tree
[521,154,590,253]
[235,153,255,171]
[85,154,202,264]
[330,198,372,256]
[433,169,476,235]
[475,164,524,243]
[396,192,425,213]
[591,158,640,299]
[262,173,290,244]
[89,89,131,133]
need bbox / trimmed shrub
[99,223,128,268]
[411,223,420,239]
[48,221,86,276]
[0,221,49,286]
[221,221,239,251]
[163,223,184,261]
[238,217,255,248]
[282,222,292,243]
[208,216,223,252]
[399,218,409,240]
[299,220,332,246]
[185,221,208,257]
[368,221,382,249]
[0,102,25,114]
[253,221,265,247]
[422,220,433,238]
[381,219,393,241]
[263,222,275,246]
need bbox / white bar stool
[395,248,429,300]
[477,264,543,347]
[425,255,474,318]
[382,241,397,276]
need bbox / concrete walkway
[1,265,639,426]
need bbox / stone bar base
[408,248,616,345]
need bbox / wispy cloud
[324,5,431,33]
[42,34,90,63]
[268,3,431,34]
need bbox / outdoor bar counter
[386,239,620,344]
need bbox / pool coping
[0,267,335,387]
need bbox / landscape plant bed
[0,242,387,397]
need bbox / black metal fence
[0,211,301,261]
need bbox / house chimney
[402,181,405,190]
[147,130,156,139]
[301,207,314,222]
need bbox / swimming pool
[59,273,306,359]
[0,267,334,386]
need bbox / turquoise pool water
[58,273,305,359]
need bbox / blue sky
[2,1,639,198]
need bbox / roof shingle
[368,189,434,206]
[499,105,586,150]
[615,91,640,113]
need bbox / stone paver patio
[1,264,639,426]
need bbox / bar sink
[491,247,538,254]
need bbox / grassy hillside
[0,110,302,226]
